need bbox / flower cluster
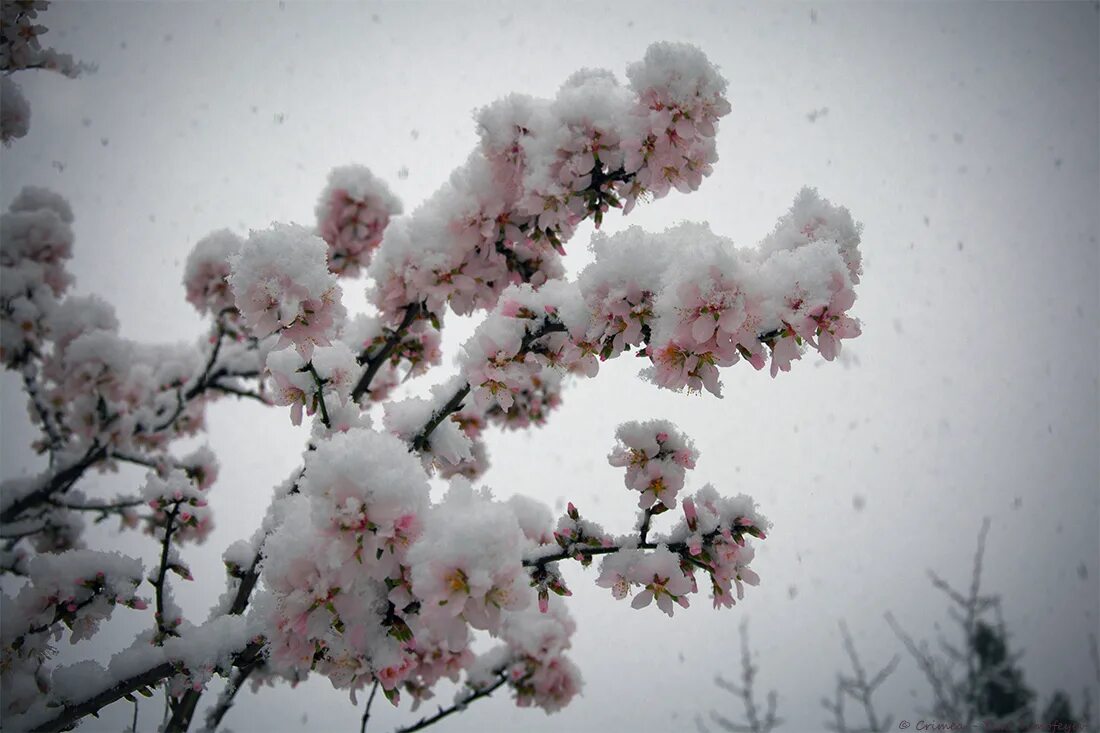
[266,342,357,426]
[315,165,402,278]
[672,486,767,609]
[257,428,432,699]
[608,420,698,510]
[228,223,345,360]
[183,229,242,318]
[1,1,91,145]
[365,41,732,384]
[1,36,870,733]
[476,600,582,713]
[593,427,769,615]
[1,550,146,715]
[142,468,213,546]
[0,186,74,366]
[620,42,731,207]
[596,546,694,616]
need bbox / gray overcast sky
[1,2,1097,732]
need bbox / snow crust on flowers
[0,187,79,367]
[626,41,728,107]
[257,429,432,693]
[1,550,147,717]
[184,229,242,316]
[463,599,582,713]
[47,294,117,350]
[9,186,73,223]
[316,165,402,277]
[366,41,731,344]
[407,479,531,648]
[2,1,91,147]
[297,428,431,532]
[142,468,213,544]
[759,186,863,283]
[228,223,344,359]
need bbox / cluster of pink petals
[315,166,402,278]
[142,469,213,545]
[608,420,698,510]
[228,224,345,361]
[0,549,146,715]
[365,42,731,387]
[619,48,730,210]
[596,546,693,617]
[0,187,75,366]
[182,229,243,321]
[674,487,768,608]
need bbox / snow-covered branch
[2,31,867,733]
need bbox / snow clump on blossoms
[2,1,91,146]
[257,428,431,697]
[183,229,242,317]
[0,186,75,366]
[366,40,731,344]
[316,165,402,277]
[1,550,146,715]
[228,223,345,360]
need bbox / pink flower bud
[682,497,698,530]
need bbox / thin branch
[0,442,108,523]
[46,496,144,513]
[409,384,471,453]
[352,302,424,402]
[360,681,380,733]
[393,672,509,733]
[525,517,757,571]
[409,319,568,453]
[201,664,256,732]
[711,620,781,733]
[823,621,897,733]
[304,362,332,429]
[22,366,63,462]
[207,382,268,404]
[638,506,658,545]
[152,504,182,642]
[30,642,264,733]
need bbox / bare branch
[392,671,509,733]
[710,620,781,733]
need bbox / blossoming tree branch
[0,8,864,730]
